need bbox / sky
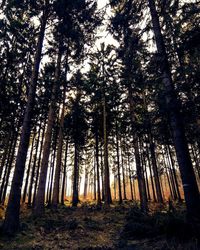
[96,0,119,48]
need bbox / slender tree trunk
[95,129,101,205]
[93,156,97,200]
[103,94,112,205]
[100,147,105,201]
[46,153,53,204]
[134,139,148,211]
[52,107,65,207]
[101,49,112,206]
[128,85,148,212]
[146,145,157,202]
[84,168,88,199]
[61,139,68,205]
[34,42,62,215]
[190,145,200,181]
[3,4,49,234]
[27,125,42,206]
[1,132,18,204]
[142,152,151,201]
[0,133,15,200]
[0,131,11,181]
[52,57,68,206]
[165,146,178,200]
[128,154,134,201]
[148,133,163,203]
[1,133,18,204]
[160,176,165,201]
[148,0,200,218]
[121,146,127,200]
[133,178,136,200]
[139,146,148,202]
[32,121,47,206]
[22,131,36,203]
[114,175,117,200]
[116,122,122,204]
[167,145,182,201]
[72,143,79,207]
[48,146,57,204]
[162,149,174,199]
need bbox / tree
[3,0,50,234]
[147,0,200,218]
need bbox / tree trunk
[84,168,89,199]
[121,145,127,200]
[100,147,105,201]
[32,121,47,206]
[48,145,57,204]
[128,85,148,212]
[61,139,68,205]
[52,107,65,207]
[72,143,79,207]
[167,145,182,201]
[0,133,14,200]
[148,0,200,218]
[116,122,122,204]
[22,131,36,203]
[103,94,112,206]
[27,124,42,206]
[1,132,18,204]
[142,151,151,201]
[34,42,62,216]
[52,58,68,207]
[0,131,11,181]
[95,129,101,205]
[162,149,174,199]
[128,154,134,201]
[148,133,163,203]
[190,145,200,181]
[93,157,96,200]
[3,3,49,234]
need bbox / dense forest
[0,0,200,249]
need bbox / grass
[0,202,128,249]
[0,201,199,249]
[120,203,200,249]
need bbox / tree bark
[34,41,62,215]
[0,132,18,204]
[32,121,47,206]
[116,121,122,204]
[103,94,112,206]
[167,145,182,201]
[148,0,200,218]
[22,131,36,203]
[121,145,127,200]
[148,133,163,203]
[61,139,68,205]
[95,129,101,205]
[128,85,148,212]
[3,3,49,234]
[52,106,65,207]
[72,143,79,207]
[146,146,157,202]
[1,132,18,204]
[0,131,11,181]
[27,124,42,206]
[84,167,89,199]
[0,133,14,200]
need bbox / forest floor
[0,201,199,249]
